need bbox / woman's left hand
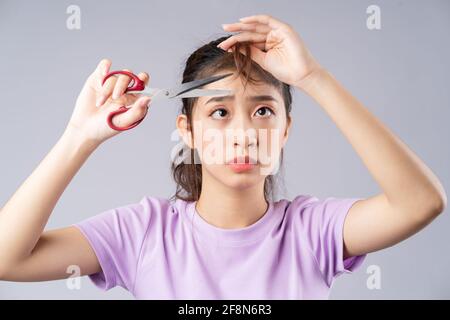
[217,14,322,90]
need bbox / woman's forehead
[199,74,282,104]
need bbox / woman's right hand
[66,58,152,145]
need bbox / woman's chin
[222,173,264,190]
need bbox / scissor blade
[169,73,234,97]
[176,89,234,98]
[138,88,165,96]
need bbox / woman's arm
[219,14,447,258]
[298,68,447,258]
[0,59,151,280]
[0,126,100,279]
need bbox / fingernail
[221,24,228,28]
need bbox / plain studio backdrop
[0,0,449,299]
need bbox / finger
[244,41,266,51]
[232,44,266,67]
[96,75,117,107]
[109,96,152,129]
[239,14,287,30]
[112,69,133,100]
[229,41,267,52]
[128,95,152,116]
[217,32,267,51]
[95,58,112,77]
[222,22,271,34]
[137,71,150,86]
[112,71,149,100]
[114,91,143,108]
[125,72,150,102]
[86,58,111,91]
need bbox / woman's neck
[195,174,269,229]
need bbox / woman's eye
[254,106,274,118]
[210,108,228,119]
[209,106,274,120]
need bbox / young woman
[0,14,446,299]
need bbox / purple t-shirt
[72,195,366,299]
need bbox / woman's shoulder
[75,195,179,227]
[273,194,319,213]
[137,195,174,211]
[274,193,362,223]
[133,195,194,226]
[138,194,190,214]
[279,193,360,210]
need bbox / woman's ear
[176,114,194,148]
[282,115,292,147]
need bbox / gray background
[1,0,449,299]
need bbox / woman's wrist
[294,66,330,96]
[62,123,100,156]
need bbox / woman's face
[177,71,291,191]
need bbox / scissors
[102,70,234,131]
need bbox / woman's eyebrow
[205,95,278,104]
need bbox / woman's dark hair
[170,35,292,203]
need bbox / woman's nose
[227,116,258,148]
[232,132,257,148]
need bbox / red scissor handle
[102,70,145,91]
[107,106,147,131]
[102,70,147,131]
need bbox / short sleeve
[292,195,367,287]
[71,196,153,292]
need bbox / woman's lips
[226,155,258,173]
[226,163,256,173]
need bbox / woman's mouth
[226,156,258,173]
